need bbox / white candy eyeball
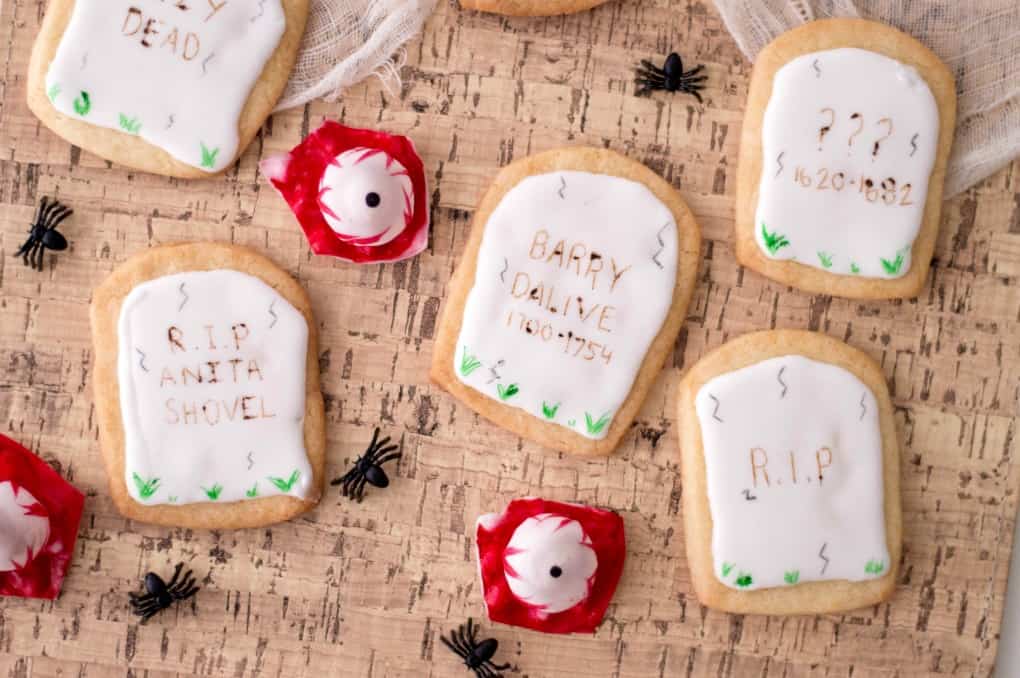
[317,147,414,247]
[503,513,598,614]
[0,481,50,572]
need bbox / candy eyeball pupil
[365,192,381,208]
[550,565,563,578]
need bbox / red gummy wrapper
[475,497,626,634]
[0,434,84,599]
[261,121,430,264]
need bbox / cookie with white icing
[678,330,902,614]
[460,0,611,16]
[90,243,326,528]
[430,147,701,456]
[736,19,956,299]
[27,0,308,178]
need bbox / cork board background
[1,0,1018,676]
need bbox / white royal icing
[453,171,678,440]
[318,147,414,246]
[45,0,286,172]
[0,482,50,572]
[117,270,312,505]
[754,48,939,278]
[695,355,889,591]
[503,513,597,614]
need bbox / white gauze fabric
[712,0,1020,196]
[277,0,437,111]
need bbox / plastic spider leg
[466,617,478,644]
[170,570,198,598]
[688,89,704,104]
[371,442,399,460]
[487,658,512,671]
[374,451,402,467]
[455,623,477,656]
[634,71,666,85]
[132,600,165,617]
[32,242,45,271]
[129,592,156,607]
[680,64,705,78]
[34,196,54,225]
[365,427,384,455]
[46,205,73,234]
[638,60,665,75]
[476,664,501,678]
[439,633,469,661]
[22,241,37,267]
[14,235,35,257]
[450,635,474,662]
[165,563,185,589]
[330,459,362,487]
[351,474,369,502]
[341,469,360,497]
[173,583,201,602]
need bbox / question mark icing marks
[817,107,835,149]
[847,112,864,151]
[872,117,893,159]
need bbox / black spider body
[635,52,707,102]
[129,563,200,622]
[441,618,510,678]
[16,196,72,270]
[331,427,402,501]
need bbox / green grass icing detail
[47,84,61,102]
[784,570,800,585]
[496,383,519,400]
[246,483,259,498]
[567,418,577,427]
[817,251,834,269]
[459,347,482,377]
[268,470,300,493]
[73,91,91,116]
[864,559,885,575]
[203,484,224,501]
[735,572,753,588]
[850,262,861,274]
[200,142,220,169]
[541,401,560,419]
[132,473,160,500]
[167,496,178,504]
[584,411,611,435]
[880,249,907,275]
[721,562,735,578]
[118,113,142,134]
[761,223,790,255]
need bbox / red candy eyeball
[476,497,626,634]
[0,434,84,599]
[262,121,430,264]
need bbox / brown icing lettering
[231,323,250,350]
[750,447,770,488]
[168,326,185,352]
[205,0,228,22]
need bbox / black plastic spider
[129,563,200,623]
[635,52,707,102]
[330,427,402,502]
[441,618,511,678]
[15,196,72,271]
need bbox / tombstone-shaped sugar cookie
[90,243,326,528]
[27,0,308,177]
[736,19,956,298]
[678,330,901,614]
[431,147,701,455]
[0,434,85,599]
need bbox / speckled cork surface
[1,0,1018,675]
